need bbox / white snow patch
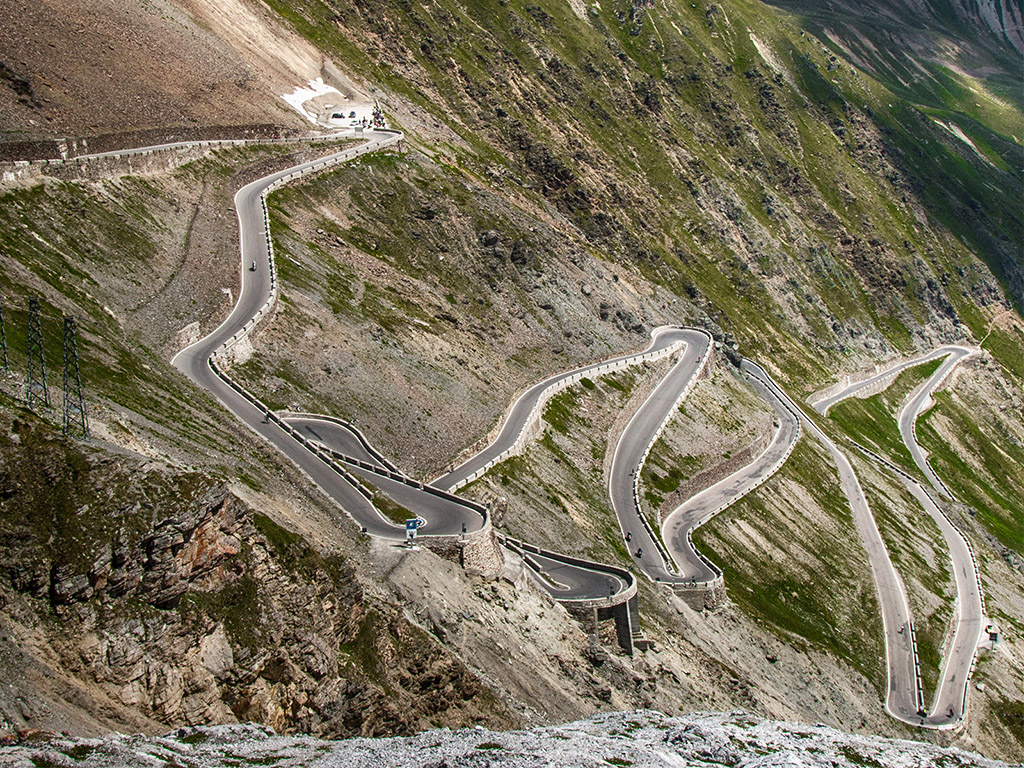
[282,77,346,124]
[749,33,796,89]
[565,0,588,21]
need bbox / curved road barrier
[430,325,692,492]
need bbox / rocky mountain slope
[0,710,1010,767]
[0,0,1022,763]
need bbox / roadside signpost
[405,518,419,545]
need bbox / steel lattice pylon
[0,292,9,376]
[25,297,50,411]
[62,316,88,438]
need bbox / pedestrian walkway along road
[164,126,979,728]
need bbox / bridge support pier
[568,595,649,656]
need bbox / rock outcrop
[0,411,515,738]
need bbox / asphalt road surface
[814,346,982,728]
[285,415,393,470]
[607,329,712,583]
[505,542,631,601]
[660,360,802,582]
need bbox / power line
[25,297,50,412]
[62,316,88,438]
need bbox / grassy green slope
[918,378,1024,554]
[692,437,886,691]
[826,356,943,476]
[262,0,1022,375]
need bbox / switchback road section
[658,361,803,583]
[810,348,983,729]
[171,129,638,609]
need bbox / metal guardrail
[282,411,400,473]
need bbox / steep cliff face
[0,409,515,737]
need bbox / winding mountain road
[659,360,802,584]
[171,129,422,540]
[800,413,922,723]
[162,123,980,727]
[811,346,963,416]
[168,128,643,605]
[811,348,983,728]
[895,347,983,726]
[605,329,711,583]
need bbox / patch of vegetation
[61,744,99,760]
[917,391,1024,553]
[180,575,264,654]
[543,387,581,434]
[642,366,771,514]
[827,356,944,477]
[989,696,1024,744]
[839,745,885,768]
[982,326,1024,382]
[253,512,349,585]
[694,438,885,690]
[357,477,417,525]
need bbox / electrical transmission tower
[0,292,9,376]
[62,316,88,438]
[25,297,50,412]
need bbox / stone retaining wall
[673,581,727,611]
[423,529,504,577]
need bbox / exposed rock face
[0,710,1009,768]
[0,412,515,738]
